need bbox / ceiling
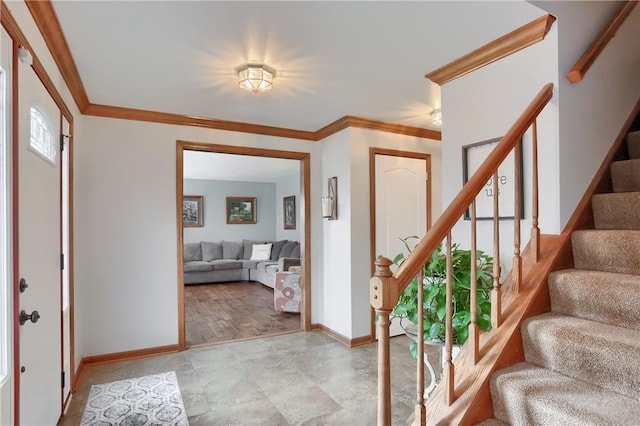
[50,1,548,133]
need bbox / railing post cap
[374,256,393,277]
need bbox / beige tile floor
[59,332,442,426]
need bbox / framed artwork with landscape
[226,197,257,224]
[183,195,203,227]
[283,195,296,230]
[462,137,524,220]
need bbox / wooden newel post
[370,256,398,426]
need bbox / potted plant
[391,236,494,359]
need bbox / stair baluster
[531,119,541,262]
[444,232,455,405]
[469,200,480,364]
[513,142,523,292]
[491,172,502,328]
[414,269,426,425]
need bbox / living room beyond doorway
[176,142,311,348]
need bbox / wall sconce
[431,108,442,126]
[322,177,338,220]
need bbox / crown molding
[25,0,90,111]
[1,1,73,121]
[316,116,441,141]
[84,104,318,141]
[426,14,556,85]
[25,0,441,142]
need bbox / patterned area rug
[80,371,189,425]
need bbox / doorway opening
[176,141,311,349]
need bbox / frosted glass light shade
[238,64,274,93]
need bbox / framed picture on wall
[226,197,257,224]
[183,195,203,227]
[283,195,296,230]
[462,137,524,220]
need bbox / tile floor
[59,332,442,426]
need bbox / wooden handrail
[394,83,554,289]
[567,1,638,84]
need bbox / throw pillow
[290,242,300,258]
[279,241,298,258]
[250,243,273,261]
[270,240,288,260]
[243,239,265,259]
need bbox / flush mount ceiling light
[431,108,442,126]
[237,64,275,93]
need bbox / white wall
[549,2,640,228]
[441,22,560,270]
[183,179,277,243]
[74,117,323,356]
[320,131,353,337]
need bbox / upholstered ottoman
[274,266,302,313]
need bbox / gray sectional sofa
[183,239,300,288]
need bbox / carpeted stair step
[572,229,640,275]
[522,313,640,399]
[611,158,640,192]
[490,362,640,426]
[549,269,640,331]
[627,130,640,159]
[592,191,640,229]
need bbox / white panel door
[0,26,13,426]
[375,154,428,337]
[18,58,62,424]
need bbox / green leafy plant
[391,236,493,358]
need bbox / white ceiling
[51,1,547,132]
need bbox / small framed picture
[226,197,257,224]
[183,195,203,227]
[283,195,296,230]
[462,137,524,220]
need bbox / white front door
[0,26,14,426]
[375,154,429,337]
[18,54,62,425]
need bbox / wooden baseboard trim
[81,344,181,366]
[311,323,373,347]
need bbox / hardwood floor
[185,281,301,346]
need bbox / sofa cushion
[279,241,298,258]
[184,261,214,272]
[222,241,244,259]
[250,243,273,261]
[201,241,222,261]
[290,243,301,259]
[243,239,265,259]
[184,243,202,262]
[257,261,278,272]
[241,260,260,269]
[269,240,288,260]
[210,259,243,270]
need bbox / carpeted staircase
[486,130,640,425]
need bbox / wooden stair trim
[425,14,556,85]
[568,1,638,84]
[424,234,564,425]
[562,97,640,233]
